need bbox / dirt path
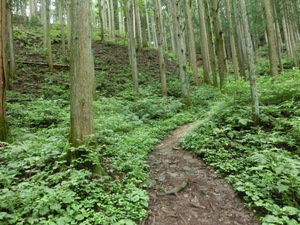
[142,123,260,225]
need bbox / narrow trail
[142,123,260,225]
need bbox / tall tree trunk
[197,0,211,84]
[134,0,142,51]
[167,0,176,53]
[29,0,37,20]
[58,1,66,62]
[263,0,278,77]
[7,8,16,79]
[150,13,158,48]
[70,0,96,146]
[211,0,227,89]
[0,0,9,141]
[225,0,239,80]
[203,0,218,87]
[118,0,124,36]
[44,0,53,72]
[66,2,71,50]
[156,0,167,97]
[127,1,139,96]
[109,0,115,40]
[231,0,246,79]
[171,0,191,106]
[143,0,152,47]
[140,1,148,48]
[273,4,283,72]
[185,0,200,86]
[240,0,260,125]
[98,0,105,41]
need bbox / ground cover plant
[0,21,223,224]
[181,71,300,225]
[2,3,300,224]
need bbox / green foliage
[2,83,205,224]
[182,70,300,224]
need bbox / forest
[0,0,300,224]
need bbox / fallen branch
[16,61,104,70]
[158,179,189,196]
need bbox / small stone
[182,166,195,174]
[157,174,166,181]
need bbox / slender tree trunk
[185,0,200,86]
[7,8,16,79]
[59,1,66,62]
[66,2,71,50]
[231,0,246,79]
[127,1,139,96]
[263,0,278,77]
[44,0,53,72]
[167,0,176,53]
[143,0,152,47]
[197,0,211,84]
[0,0,9,141]
[273,4,283,72]
[225,0,239,80]
[134,0,142,51]
[109,0,115,40]
[140,1,148,48]
[156,0,167,96]
[240,0,260,125]
[211,0,227,89]
[204,0,218,87]
[29,0,37,20]
[171,0,191,106]
[98,0,105,41]
[118,0,124,36]
[151,13,158,48]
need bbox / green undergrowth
[1,80,221,225]
[181,70,300,225]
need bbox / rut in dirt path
[142,123,260,225]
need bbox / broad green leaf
[39,206,50,216]
[282,206,299,216]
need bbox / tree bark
[58,1,66,62]
[29,0,37,20]
[127,1,139,97]
[0,0,9,141]
[171,0,191,106]
[109,0,115,40]
[211,0,227,89]
[263,0,278,77]
[203,0,218,87]
[156,0,167,96]
[197,0,211,84]
[140,1,148,48]
[143,0,152,47]
[185,0,200,86]
[98,0,105,41]
[134,0,142,51]
[70,0,96,147]
[240,0,260,125]
[7,7,16,79]
[44,0,54,72]
[225,0,240,80]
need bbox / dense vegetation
[1,0,300,224]
[182,73,300,224]
[0,22,220,224]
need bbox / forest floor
[142,123,260,225]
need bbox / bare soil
[142,123,260,225]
